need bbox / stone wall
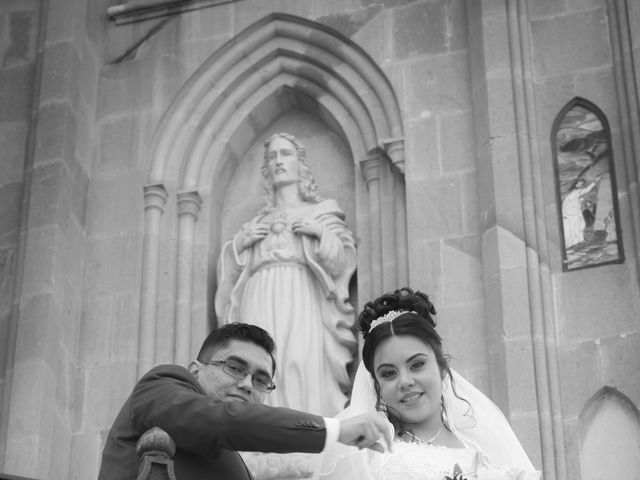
[0,0,106,478]
[0,1,639,479]
[0,0,40,465]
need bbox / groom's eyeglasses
[201,358,276,393]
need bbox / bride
[317,288,541,480]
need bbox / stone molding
[108,0,240,25]
[146,13,404,191]
[175,191,202,366]
[139,184,169,376]
[607,0,640,279]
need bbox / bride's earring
[440,394,448,425]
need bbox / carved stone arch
[138,13,407,373]
[579,386,640,479]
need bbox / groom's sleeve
[322,417,340,451]
[130,365,327,456]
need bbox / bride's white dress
[377,441,535,480]
[381,442,477,479]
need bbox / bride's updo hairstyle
[358,287,459,437]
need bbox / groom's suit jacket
[97,364,326,480]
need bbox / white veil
[315,362,539,479]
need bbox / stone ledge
[107,0,242,25]
[0,474,37,480]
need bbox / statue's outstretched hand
[337,414,393,453]
[292,217,322,239]
[236,223,270,251]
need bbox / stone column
[139,185,169,377]
[607,0,640,283]
[3,0,99,477]
[468,0,547,475]
[360,154,382,296]
[174,191,202,366]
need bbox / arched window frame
[551,97,625,272]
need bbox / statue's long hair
[260,133,322,212]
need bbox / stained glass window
[552,98,624,271]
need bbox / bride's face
[373,335,443,429]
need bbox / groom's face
[191,339,273,404]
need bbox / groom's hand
[337,414,392,453]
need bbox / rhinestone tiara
[368,310,416,332]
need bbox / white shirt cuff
[322,417,340,451]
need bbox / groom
[98,322,390,479]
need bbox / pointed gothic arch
[579,386,640,479]
[138,13,407,373]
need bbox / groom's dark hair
[197,322,277,374]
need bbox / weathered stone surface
[78,297,112,364]
[440,111,475,174]
[49,412,72,480]
[6,362,56,440]
[525,0,567,20]
[404,51,471,119]
[532,74,575,142]
[316,6,383,39]
[27,162,64,229]
[447,0,467,52]
[487,136,526,237]
[460,172,480,235]
[66,156,89,229]
[485,75,516,138]
[34,102,77,164]
[39,42,77,105]
[84,234,142,299]
[20,226,56,298]
[0,183,22,247]
[557,341,603,416]
[575,68,618,120]
[407,175,463,239]
[97,116,140,173]
[69,431,102,480]
[233,0,312,32]
[86,174,144,236]
[437,299,487,367]
[503,338,538,413]
[600,333,640,401]
[46,0,84,45]
[510,411,542,468]
[442,237,483,303]
[405,115,439,177]
[481,10,509,74]
[0,65,35,122]
[531,9,611,78]
[2,10,37,67]
[179,5,234,44]
[97,62,155,119]
[393,1,447,59]
[556,266,640,343]
[0,121,28,183]
[353,14,394,70]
